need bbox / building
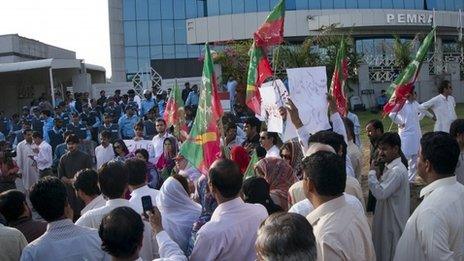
[0,34,106,114]
[109,0,464,105]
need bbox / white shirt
[419,94,457,132]
[0,224,27,261]
[76,198,159,260]
[33,141,52,170]
[152,132,174,162]
[81,194,106,216]
[189,197,268,261]
[20,219,109,261]
[265,145,280,158]
[389,100,431,156]
[394,176,464,261]
[307,196,375,261]
[95,144,115,169]
[154,231,188,261]
[455,152,464,185]
[15,140,39,190]
[289,193,364,217]
[129,185,160,215]
[347,112,361,147]
[347,140,363,179]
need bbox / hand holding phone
[141,195,154,218]
[146,206,163,234]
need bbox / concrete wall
[108,0,126,82]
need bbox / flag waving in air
[246,42,273,115]
[254,0,286,47]
[329,37,349,117]
[163,82,188,141]
[383,28,435,116]
[179,43,223,175]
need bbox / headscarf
[254,158,296,211]
[156,137,178,176]
[230,146,250,174]
[156,177,201,253]
[242,177,283,215]
[280,140,304,180]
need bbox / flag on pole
[246,42,273,115]
[163,82,188,141]
[179,43,223,175]
[329,37,349,117]
[383,28,435,116]
[243,151,259,179]
[254,0,286,47]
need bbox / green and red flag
[163,82,188,141]
[254,0,286,47]
[329,37,349,117]
[383,28,435,116]
[246,42,273,115]
[243,151,259,180]
[180,43,223,175]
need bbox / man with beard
[365,119,384,213]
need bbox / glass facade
[122,0,464,78]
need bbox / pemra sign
[386,13,433,24]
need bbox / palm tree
[392,35,416,70]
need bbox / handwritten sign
[260,80,286,133]
[124,139,156,163]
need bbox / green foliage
[392,35,415,70]
[213,40,253,84]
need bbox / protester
[189,159,268,261]
[135,148,161,189]
[259,131,281,158]
[98,113,120,142]
[368,132,409,261]
[223,122,244,149]
[365,119,384,213]
[173,153,201,187]
[0,141,19,193]
[256,212,316,261]
[185,85,199,107]
[254,158,296,210]
[95,130,115,169]
[279,140,304,180]
[344,118,363,179]
[118,105,139,139]
[31,131,53,178]
[21,177,108,260]
[346,109,361,147]
[394,132,464,260]
[66,112,91,141]
[419,80,457,132]
[0,190,46,242]
[112,139,130,162]
[304,151,375,260]
[125,158,160,214]
[450,119,464,184]
[156,137,178,180]
[47,117,64,153]
[182,82,191,103]
[73,169,106,216]
[157,175,201,253]
[15,128,39,192]
[152,118,174,162]
[53,130,73,168]
[377,89,388,110]
[241,117,261,154]
[242,177,283,215]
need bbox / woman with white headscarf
[156,175,201,253]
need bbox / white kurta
[419,94,457,132]
[455,152,464,185]
[368,157,410,261]
[394,177,464,261]
[15,140,39,190]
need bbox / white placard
[260,81,284,133]
[124,139,156,163]
[286,67,331,134]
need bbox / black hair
[420,132,460,177]
[256,212,316,261]
[41,110,52,117]
[32,131,43,140]
[244,117,261,130]
[438,80,451,94]
[155,118,166,125]
[0,190,26,223]
[343,117,355,140]
[308,130,347,159]
[264,131,279,145]
[125,159,147,186]
[99,207,144,259]
[377,132,402,149]
[73,169,101,197]
[366,119,384,133]
[256,146,267,159]
[98,161,128,199]
[242,177,282,215]
[113,139,129,155]
[134,149,149,162]
[65,134,80,144]
[209,159,243,198]
[302,151,346,197]
[29,177,68,222]
[172,174,190,195]
[99,130,112,140]
[22,128,33,135]
[450,119,464,138]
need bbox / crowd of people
[0,79,463,261]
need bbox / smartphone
[141,195,154,217]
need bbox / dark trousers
[39,168,53,178]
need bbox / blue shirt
[0,132,5,141]
[377,94,388,106]
[141,99,157,116]
[118,114,139,139]
[42,117,54,144]
[185,92,199,107]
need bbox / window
[456,0,464,10]
[346,0,358,8]
[163,45,175,58]
[124,21,137,46]
[244,0,258,12]
[358,0,370,8]
[138,46,151,69]
[208,0,220,16]
[308,0,321,9]
[186,0,198,18]
[148,0,161,19]
[257,0,271,12]
[219,0,232,15]
[444,0,455,10]
[270,0,280,8]
[175,45,188,58]
[150,46,163,59]
[173,0,186,19]
[125,47,138,73]
[404,0,415,8]
[286,0,297,10]
[136,0,148,19]
[137,21,149,45]
[414,0,423,9]
[392,0,404,9]
[381,0,393,8]
[232,0,245,13]
[149,20,162,45]
[161,20,174,44]
[321,0,334,9]
[188,45,200,58]
[197,0,206,17]
[334,0,346,8]
[123,0,136,20]
[174,20,187,44]
[370,0,381,8]
[161,0,173,19]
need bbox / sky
[0,0,111,77]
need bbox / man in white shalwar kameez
[368,132,409,261]
[15,129,39,192]
[419,80,457,133]
[389,91,433,181]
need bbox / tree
[392,35,416,70]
